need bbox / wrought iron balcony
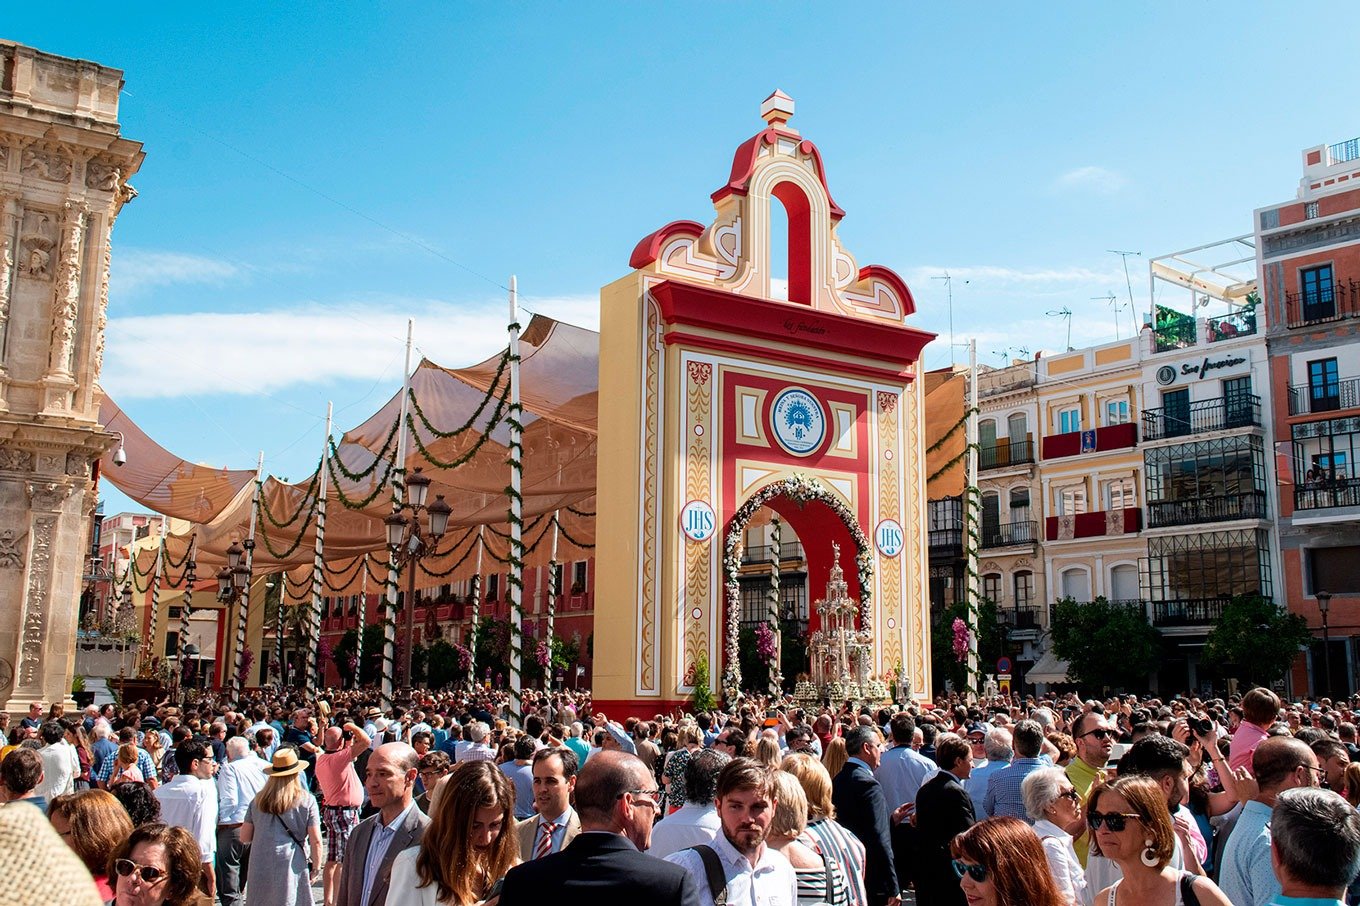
[1142,395,1261,441]
[1285,279,1360,329]
[1288,377,1360,415]
[1152,597,1230,627]
[1294,477,1360,511]
[981,520,1038,549]
[741,542,806,565]
[1146,491,1268,528]
[979,440,1035,471]
[1205,311,1258,343]
[999,606,1041,631]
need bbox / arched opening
[768,197,789,300]
[770,181,813,305]
[1060,566,1092,603]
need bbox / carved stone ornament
[19,515,55,687]
[48,202,85,376]
[18,210,57,281]
[0,236,11,334]
[37,453,64,474]
[0,529,25,569]
[0,447,34,472]
[0,145,8,169]
[85,159,121,192]
[20,145,72,183]
[26,479,73,512]
[65,452,89,477]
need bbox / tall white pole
[306,403,333,698]
[382,319,414,708]
[546,510,560,691]
[768,517,783,696]
[507,276,525,726]
[965,339,980,696]
[469,527,484,684]
[144,517,168,675]
[355,555,368,687]
[230,451,264,697]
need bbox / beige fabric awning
[1026,649,1071,685]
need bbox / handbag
[273,812,314,873]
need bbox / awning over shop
[1026,649,1071,685]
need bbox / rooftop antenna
[932,272,968,366]
[1108,249,1142,318]
[1092,293,1120,338]
[1046,307,1073,351]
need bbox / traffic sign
[996,656,1012,674]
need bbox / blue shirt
[875,745,939,808]
[966,759,1010,818]
[985,756,1047,821]
[361,802,416,906]
[1219,800,1279,906]
[91,738,117,776]
[1266,898,1345,906]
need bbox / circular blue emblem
[770,387,826,456]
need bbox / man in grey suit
[336,742,430,906]
[515,746,582,859]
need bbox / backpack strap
[687,844,728,905]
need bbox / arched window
[1008,412,1028,443]
[982,573,1002,605]
[1110,564,1140,602]
[1013,571,1033,607]
[1060,567,1091,603]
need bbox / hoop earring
[1140,839,1159,867]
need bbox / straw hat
[366,707,383,719]
[0,802,102,906]
[265,748,306,777]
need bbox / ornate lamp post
[216,540,253,690]
[384,468,453,688]
[1317,590,1333,698]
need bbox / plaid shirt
[95,747,158,785]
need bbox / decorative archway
[720,474,873,701]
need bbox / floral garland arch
[720,474,874,703]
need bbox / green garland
[926,406,978,455]
[552,514,595,550]
[565,504,595,518]
[327,417,401,483]
[260,469,322,529]
[405,389,511,470]
[927,441,979,486]
[408,349,511,439]
[257,506,317,561]
[324,453,393,511]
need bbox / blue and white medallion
[770,387,826,456]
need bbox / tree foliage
[1202,595,1310,687]
[691,654,716,713]
[1049,596,1160,692]
[930,598,1004,693]
[333,624,386,688]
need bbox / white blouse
[1033,818,1090,906]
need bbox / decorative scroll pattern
[903,378,929,697]
[876,391,902,675]
[638,302,661,693]
[19,514,56,688]
[683,358,714,684]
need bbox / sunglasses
[115,859,168,884]
[1058,788,1081,803]
[1088,811,1143,832]
[952,860,988,882]
[1080,728,1113,740]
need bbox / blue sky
[8,5,1356,515]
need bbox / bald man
[335,743,429,906]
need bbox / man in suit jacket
[515,746,582,859]
[336,742,431,906]
[499,750,700,906]
[913,733,977,906]
[832,725,901,906]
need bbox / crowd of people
[2,683,1360,906]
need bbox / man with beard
[666,758,797,906]
[1066,711,1113,866]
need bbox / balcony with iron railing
[1285,279,1360,329]
[999,606,1041,632]
[1294,477,1360,511]
[1146,490,1268,528]
[928,528,964,559]
[981,520,1039,549]
[1205,310,1259,343]
[979,440,1035,471]
[1152,597,1232,627]
[741,542,807,565]
[1288,377,1360,415]
[1142,395,1261,441]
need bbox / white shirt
[156,774,219,860]
[386,846,440,906]
[37,740,78,801]
[648,803,722,859]
[665,826,797,906]
[1033,818,1088,906]
[217,754,269,825]
[362,801,417,906]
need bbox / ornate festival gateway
[592,91,935,713]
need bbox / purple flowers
[952,617,972,663]
[755,622,777,664]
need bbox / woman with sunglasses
[1021,768,1087,906]
[949,817,1066,906]
[108,823,205,906]
[1087,776,1233,906]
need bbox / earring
[1140,839,1159,867]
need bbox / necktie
[535,819,557,859]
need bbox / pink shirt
[314,749,363,807]
[1228,721,1268,773]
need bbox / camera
[1188,716,1213,737]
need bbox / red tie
[535,819,556,859]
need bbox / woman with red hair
[950,816,1067,906]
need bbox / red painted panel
[1041,422,1137,460]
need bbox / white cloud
[905,264,1121,288]
[110,249,240,295]
[103,294,599,399]
[1052,165,1128,195]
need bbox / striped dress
[804,817,868,906]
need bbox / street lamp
[385,467,453,687]
[1317,590,1333,698]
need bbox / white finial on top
[760,90,795,128]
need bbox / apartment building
[1257,135,1360,696]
